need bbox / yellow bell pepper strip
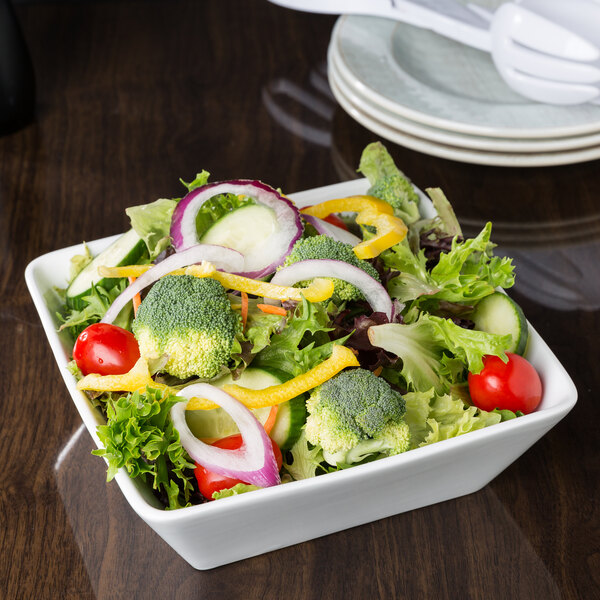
[184,263,334,303]
[98,265,153,278]
[77,343,359,411]
[300,195,393,218]
[187,344,360,410]
[99,262,217,279]
[76,357,169,394]
[300,195,408,259]
[99,263,335,303]
[353,209,408,260]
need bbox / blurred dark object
[0,0,35,135]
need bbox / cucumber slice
[472,292,528,355]
[194,193,255,238]
[199,204,278,256]
[185,366,307,449]
[269,395,307,451]
[246,366,307,450]
[66,228,147,309]
[185,367,285,440]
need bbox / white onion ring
[270,259,393,320]
[101,244,244,324]
[170,384,280,488]
[170,180,303,279]
[302,214,361,246]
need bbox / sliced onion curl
[302,214,361,246]
[101,244,244,324]
[170,180,304,279]
[270,259,394,320]
[170,383,281,488]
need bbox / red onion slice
[271,259,393,320]
[101,244,243,325]
[171,383,281,489]
[170,180,303,279]
[302,214,361,246]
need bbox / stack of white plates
[328,14,600,167]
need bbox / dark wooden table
[1,1,598,598]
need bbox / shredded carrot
[240,291,248,329]
[256,303,287,316]
[77,357,169,394]
[372,366,383,377]
[128,277,142,316]
[263,405,279,435]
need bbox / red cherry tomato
[322,214,349,231]
[303,205,349,231]
[73,323,140,376]
[194,434,282,500]
[468,352,542,415]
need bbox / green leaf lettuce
[93,387,195,510]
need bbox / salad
[58,142,543,509]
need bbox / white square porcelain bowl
[25,179,577,570]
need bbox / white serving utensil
[476,1,600,105]
[268,0,600,105]
[269,0,492,49]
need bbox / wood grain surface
[1,1,598,598]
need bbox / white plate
[329,61,600,167]
[25,179,577,569]
[333,14,600,140]
[329,42,600,155]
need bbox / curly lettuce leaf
[252,297,345,377]
[57,279,131,339]
[125,171,210,260]
[92,387,196,510]
[422,187,462,239]
[383,238,430,281]
[243,306,285,355]
[68,243,93,281]
[431,222,514,293]
[283,430,325,481]
[404,388,503,449]
[385,222,515,307]
[212,483,260,500]
[404,187,462,249]
[225,302,286,374]
[126,198,177,261]
[180,170,210,192]
[369,313,510,393]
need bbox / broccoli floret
[283,235,380,304]
[132,275,241,379]
[368,174,420,221]
[358,141,421,225]
[305,368,410,467]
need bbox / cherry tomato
[194,434,283,500]
[323,214,349,231]
[303,205,349,231]
[468,352,542,415]
[73,323,140,376]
